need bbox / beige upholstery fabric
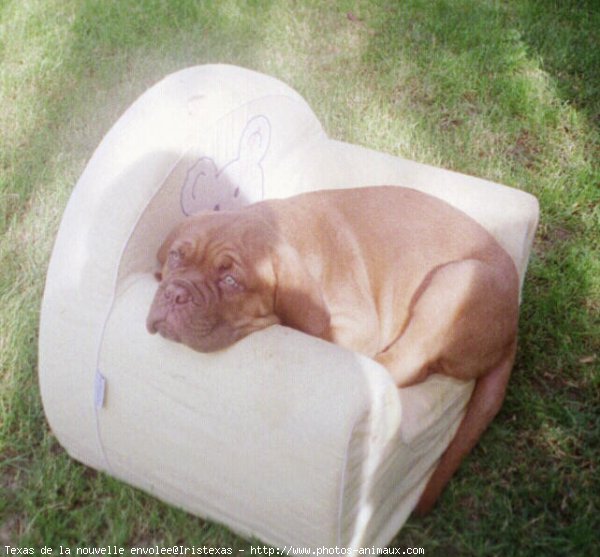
[39,64,539,549]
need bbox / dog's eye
[168,248,183,269]
[219,274,242,292]
[222,275,237,287]
[166,241,193,269]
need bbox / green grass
[1,0,598,554]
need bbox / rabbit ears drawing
[180,115,271,216]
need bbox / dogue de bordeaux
[146,186,519,515]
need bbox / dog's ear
[272,243,331,339]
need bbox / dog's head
[146,209,330,352]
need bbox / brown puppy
[147,186,519,514]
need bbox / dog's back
[251,186,517,355]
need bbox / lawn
[1,0,598,555]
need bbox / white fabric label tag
[94,370,106,409]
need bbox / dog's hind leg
[374,258,519,513]
[413,340,517,515]
[375,258,518,387]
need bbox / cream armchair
[39,65,538,549]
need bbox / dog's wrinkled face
[146,212,280,352]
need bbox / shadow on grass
[361,1,596,168]
[514,0,600,128]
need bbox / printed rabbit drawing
[180,115,271,216]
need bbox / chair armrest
[100,274,399,547]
